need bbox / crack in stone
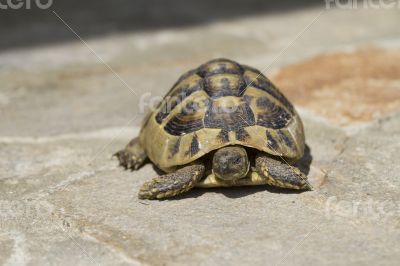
[0,127,140,144]
[319,135,351,184]
[50,209,145,266]
[82,232,143,266]
[22,171,96,202]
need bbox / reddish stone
[271,48,400,126]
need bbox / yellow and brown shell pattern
[140,58,305,172]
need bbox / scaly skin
[139,164,205,199]
[114,137,147,170]
[255,154,312,190]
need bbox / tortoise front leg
[139,164,205,200]
[255,154,311,190]
[114,137,147,170]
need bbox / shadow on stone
[294,144,313,176]
[0,0,323,51]
[151,164,165,175]
[166,184,308,201]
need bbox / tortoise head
[212,146,250,181]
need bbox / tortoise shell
[140,58,305,172]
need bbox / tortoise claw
[114,149,145,171]
[114,137,147,171]
[139,164,205,200]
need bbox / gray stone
[1,4,400,266]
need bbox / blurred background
[1,0,323,51]
[1,1,400,265]
[1,0,399,135]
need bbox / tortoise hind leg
[139,164,205,200]
[255,154,312,190]
[114,137,147,170]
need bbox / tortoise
[115,58,311,199]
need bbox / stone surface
[271,48,400,126]
[1,4,400,266]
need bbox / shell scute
[243,69,295,114]
[156,74,203,124]
[204,74,246,98]
[140,58,305,171]
[204,96,255,131]
[198,58,243,77]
